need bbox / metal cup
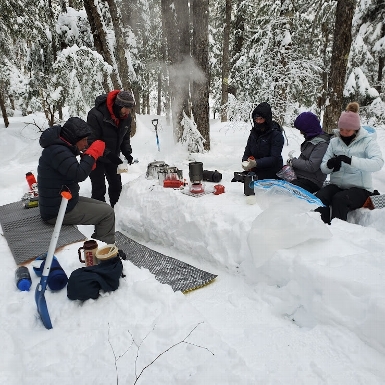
[78,240,98,267]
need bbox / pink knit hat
[338,102,361,130]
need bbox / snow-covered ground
[1,111,385,384]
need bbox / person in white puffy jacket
[315,102,384,224]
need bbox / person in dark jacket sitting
[241,102,284,180]
[37,117,116,244]
[287,112,330,193]
[87,90,135,208]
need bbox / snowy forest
[0,0,384,149]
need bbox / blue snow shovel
[152,119,160,151]
[35,190,72,329]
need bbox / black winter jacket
[37,125,94,221]
[87,94,132,163]
[67,257,123,301]
[242,122,284,174]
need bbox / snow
[344,67,379,99]
[1,112,385,384]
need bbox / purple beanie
[338,111,360,130]
[294,112,322,138]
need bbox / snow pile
[0,112,385,384]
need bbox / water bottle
[25,172,37,190]
[15,266,32,291]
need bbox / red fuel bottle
[26,172,37,190]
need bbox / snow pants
[46,196,115,244]
[90,161,122,207]
[290,178,320,194]
[315,184,372,223]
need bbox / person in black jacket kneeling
[240,102,284,180]
[87,90,135,208]
[37,117,116,244]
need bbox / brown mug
[78,240,98,267]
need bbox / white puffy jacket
[320,128,384,192]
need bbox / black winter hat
[252,102,272,123]
[115,91,135,108]
[60,117,91,145]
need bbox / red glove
[84,140,105,161]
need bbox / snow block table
[0,201,86,265]
[115,231,217,293]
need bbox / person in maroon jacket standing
[87,90,135,208]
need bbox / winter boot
[315,206,331,225]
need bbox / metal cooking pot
[167,166,183,181]
[146,161,169,179]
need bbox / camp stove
[189,183,204,194]
[188,161,204,194]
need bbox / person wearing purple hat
[287,111,330,193]
[87,90,136,207]
[314,102,384,224]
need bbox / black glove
[106,152,123,165]
[125,154,133,165]
[327,156,340,170]
[337,155,351,165]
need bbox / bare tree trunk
[0,92,9,128]
[83,0,121,89]
[220,0,231,122]
[105,0,131,91]
[191,0,210,150]
[322,0,355,133]
[375,23,385,94]
[272,2,293,126]
[160,24,170,123]
[9,95,15,110]
[146,93,150,114]
[157,71,162,115]
[231,0,245,89]
[105,0,137,134]
[161,0,190,142]
[177,0,191,120]
[317,22,331,112]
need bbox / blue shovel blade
[35,279,52,329]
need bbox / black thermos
[244,172,257,196]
